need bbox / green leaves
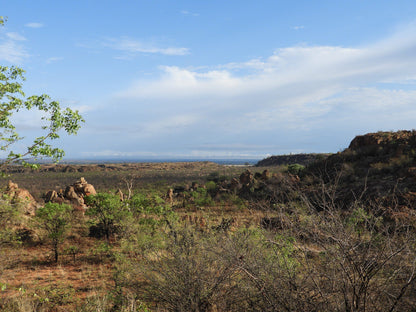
[0,65,84,171]
[34,202,72,262]
[0,21,82,169]
[85,193,131,241]
[35,202,72,239]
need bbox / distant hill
[256,153,331,167]
[304,130,416,209]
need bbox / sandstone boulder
[44,177,97,209]
[229,178,240,191]
[44,190,58,203]
[7,180,18,192]
[239,170,254,187]
[5,180,38,215]
[84,184,96,196]
[65,185,79,201]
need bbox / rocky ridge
[303,130,416,212]
[256,153,330,167]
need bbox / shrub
[190,187,214,208]
[205,181,217,192]
[85,193,131,241]
[128,193,170,215]
[287,163,305,175]
[135,227,239,311]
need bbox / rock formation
[44,177,97,209]
[5,180,38,215]
[239,170,254,187]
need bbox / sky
[1,0,416,160]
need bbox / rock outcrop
[239,170,254,187]
[5,180,38,215]
[256,153,330,167]
[44,177,97,209]
[303,130,416,214]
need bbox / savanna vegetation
[1,130,416,312]
[1,15,416,312]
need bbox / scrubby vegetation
[1,131,416,311]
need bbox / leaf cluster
[0,65,84,171]
[85,193,131,241]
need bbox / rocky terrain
[304,130,416,210]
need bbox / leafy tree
[34,202,72,263]
[0,17,84,172]
[85,193,131,241]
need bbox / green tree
[287,163,305,175]
[85,193,131,241]
[34,202,72,263]
[0,17,84,172]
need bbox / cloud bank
[86,23,416,157]
[10,21,416,158]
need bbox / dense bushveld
[1,131,416,311]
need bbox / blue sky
[2,1,416,160]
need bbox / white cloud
[0,29,29,64]
[180,10,199,17]
[69,104,94,114]
[104,37,190,57]
[6,32,26,41]
[25,22,44,28]
[46,56,64,63]
[119,66,240,101]
[118,22,416,105]
[0,39,29,63]
[92,22,416,156]
[292,25,305,30]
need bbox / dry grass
[1,162,276,200]
[0,162,284,310]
